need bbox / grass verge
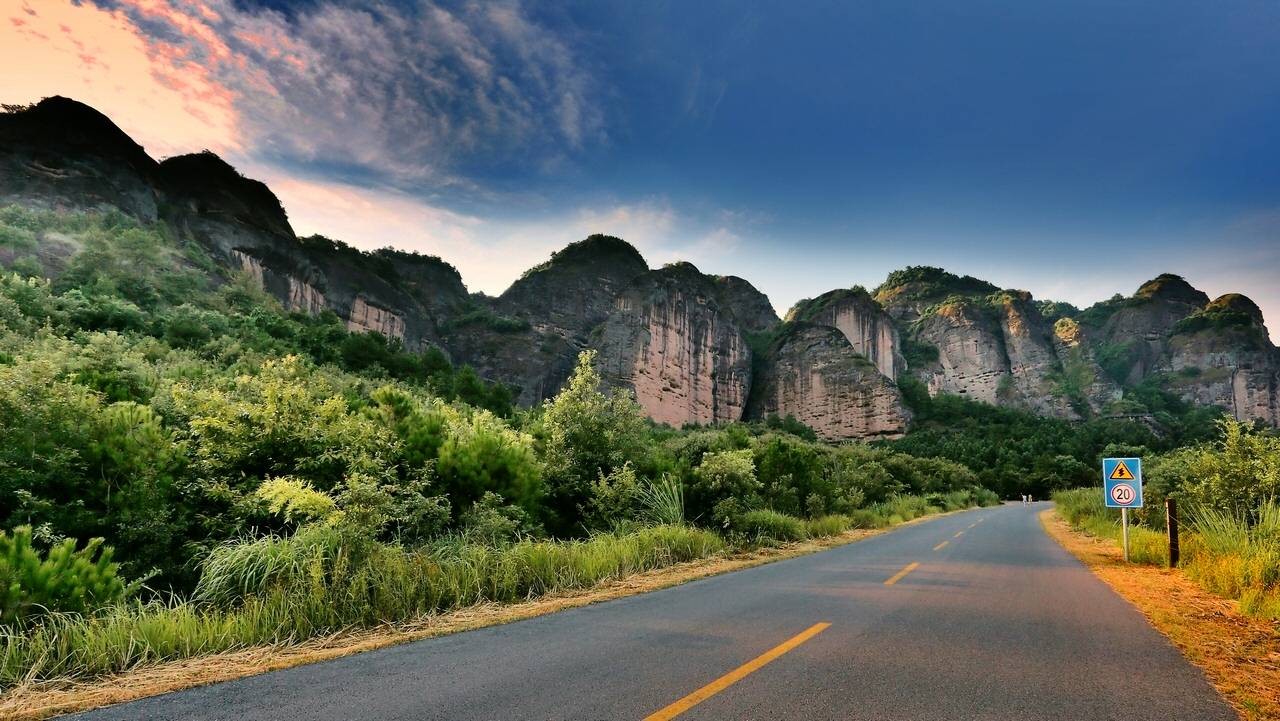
[1,512,965,720]
[1041,508,1280,720]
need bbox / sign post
[1103,458,1143,562]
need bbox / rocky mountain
[2,97,1277,437]
[755,324,911,440]
[594,262,752,426]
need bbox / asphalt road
[78,503,1236,720]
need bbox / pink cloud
[0,0,240,156]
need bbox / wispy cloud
[5,0,603,187]
[212,0,601,185]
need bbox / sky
[3,0,1280,334]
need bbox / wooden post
[1167,497,1180,568]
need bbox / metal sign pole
[1121,507,1129,562]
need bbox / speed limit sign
[1110,483,1136,505]
[1103,458,1143,508]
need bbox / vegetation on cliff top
[518,234,646,281]
[873,266,1001,305]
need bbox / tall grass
[0,525,724,687]
[0,488,997,688]
[1182,502,1280,619]
[1052,488,1167,565]
[1053,489,1280,619]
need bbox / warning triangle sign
[1109,461,1135,481]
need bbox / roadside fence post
[1166,498,1179,568]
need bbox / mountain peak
[1133,273,1209,307]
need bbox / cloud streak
[101,0,602,185]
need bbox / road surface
[78,503,1235,720]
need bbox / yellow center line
[884,561,920,585]
[954,531,964,537]
[932,541,948,551]
[969,523,976,528]
[643,623,831,721]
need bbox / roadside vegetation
[0,207,1008,689]
[1053,418,1280,620]
[0,206,1235,690]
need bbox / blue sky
[6,0,1280,329]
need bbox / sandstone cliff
[910,298,1009,404]
[0,96,161,223]
[446,235,650,405]
[787,288,905,381]
[755,324,910,440]
[594,262,751,426]
[1165,294,1278,424]
[5,97,1278,433]
[1051,317,1124,414]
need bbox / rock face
[911,299,1009,404]
[995,291,1080,418]
[594,263,751,426]
[496,235,648,338]
[1051,318,1124,413]
[757,324,910,440]
[1165,294,1279,424]
[714,276,780,335]
[788,289,905,381]
[1094,274,1210,384]
[447,235,650,405]
[0,97,161,222]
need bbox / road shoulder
[1040,508,1279,720]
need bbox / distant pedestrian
[1021,494,1027,505]
[1029,495,1034,504]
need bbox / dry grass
[1,526,894,720]
[1042,509,1280,720]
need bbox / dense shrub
[538,352,650,534]
[0,527,129,625]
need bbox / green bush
[0,527,128,625]
[733,510,807,543]
[690,449,761,525]
[539,352,650,534]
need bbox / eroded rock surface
[912,299,1010,404]
[757,324,910,440]
[0,97,161,222]
[1095,274,1210,384]
[595,262,751,426]
[1166,294,1279,424]
[789,289,905,381]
